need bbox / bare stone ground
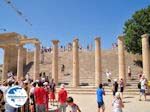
[68,94,150,112]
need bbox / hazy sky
[0,0,149,63]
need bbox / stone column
[118,35,126,84]
[95,37,102,87]
[2,47,9,81]
[33,43,40,81]
[17,44,23,81]
[26,49,29,65]
[72,38,79,87]
[52,40,59,85]
[142,34,150,80]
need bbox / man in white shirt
[139,75,147,101]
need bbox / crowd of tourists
[40,43,93,54]
[0,69,149,112]
[0,73,81,112]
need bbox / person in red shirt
[58,84,68,112]
[43,82,49,112]
[34,81,46,112]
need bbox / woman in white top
[112,92,124,112]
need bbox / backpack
[138,82,141,89]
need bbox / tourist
[5,81,17,112]
[34,81,46,112]
[112,79,118,97]
[43,82,49,112]
[112,92,124,112]
[119,79,124,99]
[61,64,65,72]
[66,97,81,112]
[127,66,131,80]
[139,75,147,101]
[138,71,143,80]
[0,81,8,93]
[96,83,105,112]
[49,79,56,105]
[0,89,5,112]
[106,70,112,85]
[29,82,36,112]
[58,84,68,112]
[22,80,30,112]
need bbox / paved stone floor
[68,94,150,112]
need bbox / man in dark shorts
[96,83,105,112]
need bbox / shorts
[120,87,124,92]
[97,101,105,109]
[140,89,145,94]
[108,79,111,82]
[128,73,131,77]
[113,91,116,96]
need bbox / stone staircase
[27,49,142,95]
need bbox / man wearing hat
[58,84,68,112]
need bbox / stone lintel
[20,38,40,45]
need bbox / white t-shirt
[106,72,111,79]
[140,79,146,90]
[112,98,123,112]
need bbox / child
[112,92,124,112]
[66,97,81,112]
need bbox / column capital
[34,42,40,47]
[73,38,79,42]
[118,35,125,40]
[141,34,150,38]
[52,40,59,45]
[95,37,101,41]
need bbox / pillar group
[1,34,150,87]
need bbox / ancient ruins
[0,32,150,88]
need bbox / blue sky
[0,0,150,63]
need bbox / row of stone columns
[2,34,150,87]
[51,38,102,87]
[52,36,126,87]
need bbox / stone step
[56,87,140,95]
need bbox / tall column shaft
[118,36,126,84]
[17,44,23,81]
[73,39,79,87]
[95,37,102,87]
[52,40,59,85]
[2,47,9,81]
[26,49,29,65]
[33,43,40,81]
[142,34,150,80]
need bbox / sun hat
[115,92,120,98]
[60,84,65,89]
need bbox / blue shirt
[96,88,104,102]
